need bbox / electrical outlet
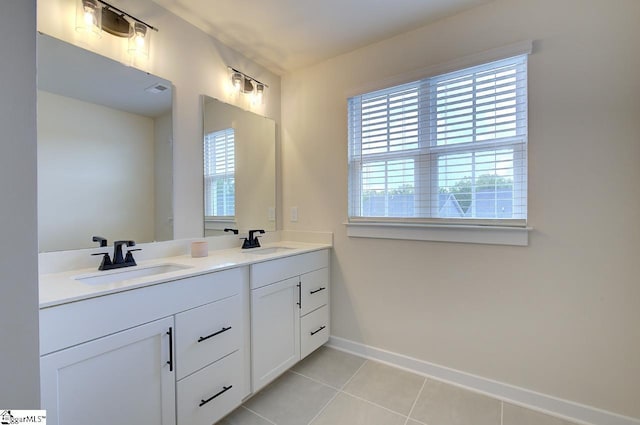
[290,206,298,222]
[268,207,275,222]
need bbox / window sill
[204,218,236,231]
[345,221,531,246]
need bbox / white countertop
[39,242,330,308]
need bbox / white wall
[38,91,155,251]
[281,0,640,419]
[37,0,282,240]
[0,0,40,408]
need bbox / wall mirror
[37,33,174,252]
[202,96,276,236]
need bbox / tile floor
[218,346,580,425]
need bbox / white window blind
[348,55,528,225]
[204,128,235,218]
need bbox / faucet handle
[92,252,112,270]
[124,248,141,266]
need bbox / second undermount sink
[74,263,193,286]
[243,246,295,255]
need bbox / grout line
[240,405,278,425]
[340,389,414,420]
[303,359,370,425]
[501,401,504,425]
[340,359,369,390]
[404,377,427,425]
[305,388,340,425]
[289,369,341,391]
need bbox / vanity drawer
[251,250,329,289]
[300,268,329,317]
[177,350,243,425]
[300,304,329,359]
[175,294,242,380]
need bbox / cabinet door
[41,316,176,425]
[251,277,300,392]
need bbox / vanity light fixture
[75,0,158,57]
[228,66,268,103]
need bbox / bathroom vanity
[38,242,330,425]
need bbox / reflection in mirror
[202,96,276,236]
[37,33,173,252]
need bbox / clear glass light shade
[231,72,243,92]
[128,22,150,57]
[254,83,265,104]
[76,0,102,37]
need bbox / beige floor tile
[310,393,406,425]
[410,379,500,425]
[503,403,580,425]
[292,346,366,389]
[218,406,274,425]
[243,371,336,425]
[342,361,424,415]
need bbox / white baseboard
[327,336,639,425]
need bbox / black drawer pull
[198,326,232,343]
[199,385,233,407]
[309,287,326,295]
[310,325,326,336]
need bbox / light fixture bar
[227,67,268,88]
[95,0,159,32]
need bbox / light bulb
[84,10,95,26]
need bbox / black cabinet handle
[310,325,326,336]
[297,282,301,309]
[198,326,232,343]
[309,287,326,295]
[166,327,173,372]
[199,385,233,407]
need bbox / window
[348,55,528,227]
[204,128,235,219]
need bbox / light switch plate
[290,206,298,222]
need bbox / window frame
[345,42,533,245]
[203,127,236,224]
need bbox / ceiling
[152,0,492,75]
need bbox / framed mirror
[202,96,276,236]
[37,33,173,252]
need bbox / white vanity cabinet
[39,267,249,425]
[40,316,176,425]
[250,250,330,393]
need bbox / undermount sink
[74,263,193,286]
[243,246,295,255]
